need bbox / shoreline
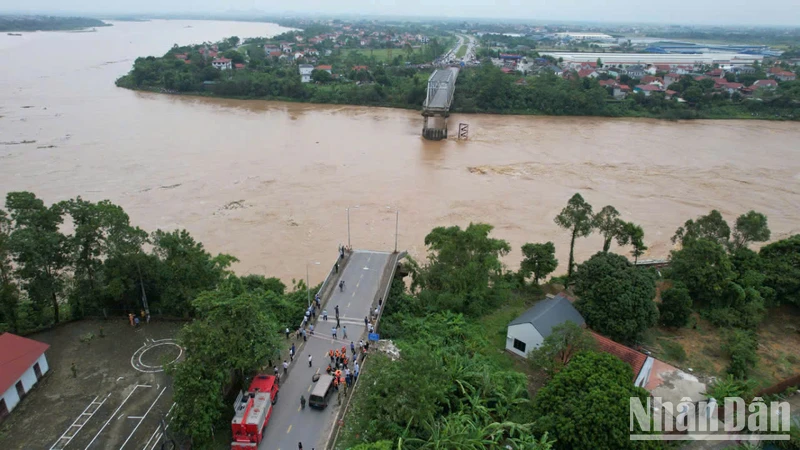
[116,84,798,122]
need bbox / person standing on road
[332,327,337,339]
[364,316,368,327]
[342,326,348,339]
[301,328,307,342]
[298,442,303,450]
[283,360,289,374]
[274,366,279,377]
[350,341,355,355]
[336,316,341,329]
[285,327,290,339]
[308,354,313,367]
[323,309,328,321]
[309,324,314,335]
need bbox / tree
[759,235,800,307]
[169,285,281,446]
[528,321,596,375]
[520,242,558,285]
[671,209,730,247]
[658,282,693,328]
[618,222,648,263]
[723,329,759,379]
[61,197,147,317]
[669,239,734,307]
[151,229,237,316]
[411,223,510,315]
[732,210,770,250]
[554,193,594,284]
[0,209,19,332]
[593,205,623,253]
[5,192,69,324]
[533,351,659,450]
[311,68,332,83]
[573,252,658,343]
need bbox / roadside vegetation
[337,195,800,449]
[0,192,310,449]
[3,190,799,449]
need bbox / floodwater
[2,20,799,283]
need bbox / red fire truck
[231,374,279,449]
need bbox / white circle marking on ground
[130,339,183,373]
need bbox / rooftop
[509,294,585,338]
[0,333,49,394]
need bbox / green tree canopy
[658,282,693,328]
[169,284,282,443]
[593,205,623,253]
[618,222,648,263]
[554,193,594,283]
[533,351,659,450]
[759,235,800,306]
[151,229,237,316]
[520,242,558,285]
[668,238,734,306]
[411,223,510,315]
[573,252,658,343]
[528,321,596,376]
[672,209,731,247]
[5,192,69,323]
[732,211,770,250]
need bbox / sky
[4,0,800,27]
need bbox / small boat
[7,33,22,36]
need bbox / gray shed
[505,294,585,357]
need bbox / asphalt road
[259,250,392,450]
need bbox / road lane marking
[119,385,167,449]
[85,386,143,449]
[287,425,292,434]
[308,385,312,392]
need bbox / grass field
[340,48,399,62]
[455,44,467,58]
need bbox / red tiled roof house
[1,333,50,418]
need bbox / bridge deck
[424,68,459,111]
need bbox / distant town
[113,16,799,119]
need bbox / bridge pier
[422,112,448,141]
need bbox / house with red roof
[772,70,796,82]
[598,79,618,87]
[577,68,598,78]
[752,79,778,89]
[212,58,232,70]
[315,65,332,74]
[706,68,724,78]
[352,65,369,72]
[234,63,245,70]
[664,73,681,88]
[634,84,663,96]
[1,333,50,418]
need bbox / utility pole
[136,259,149,315]
[395,209,399,253]
[346,207,351,248]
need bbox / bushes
[723,329,759,379]
[659,340,687,363]
[658,283,693,328]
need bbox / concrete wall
[1,353,48,413]
[505,323,543,357]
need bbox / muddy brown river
[1,20,799,283]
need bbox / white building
[553,32,614,42]
[212,58,232,70]
[540,51,763,67]
[1,333,50,418]
[505,294,585,357]
[298,64,314,83]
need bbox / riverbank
[115,81,797,121]
[115,51,799,121]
